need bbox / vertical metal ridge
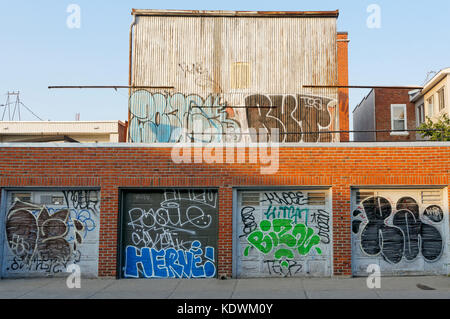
[130,15,339,143]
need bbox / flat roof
[1,141,449,148]
[131,9,339,18]
[0,121,125,135]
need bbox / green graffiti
[244,219,322,269]
[264,205,309,224]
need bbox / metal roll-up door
[1,189,100,278]
[120,189,218,278]
[235,189,332,278]
[351,188,449,276]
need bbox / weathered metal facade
[128,10,340,143]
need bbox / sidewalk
[0,276,449,299]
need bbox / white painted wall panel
[235,189,332,277]
[1,190,100,278]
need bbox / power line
[303,85,423,90]
[48,85,175,90]
[1,92,43,121]
[19,102,43,121]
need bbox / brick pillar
[218,186,233,278]
[332,182,352,276]
[98,183,119,277]
[337,32,349,142]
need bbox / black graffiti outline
[423,205,444,223]
[63,190,99,214]
[260,191,307,206]
[263,259,303,277]
[245,93,336,143]
[356,196,444,264]
[239,206,257,238]
[7,250,82,273]
[127,190,217,252]
[310,209,331,244]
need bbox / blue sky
[0,0,449,128]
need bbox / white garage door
[235,189,332,278]
[351,189,449,276]
[1,189,100,278]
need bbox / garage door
[1,189,100,278]
[120,189,218,278]
[235,189,332,278]
[351,189,449,276]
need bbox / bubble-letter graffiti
[244,219,322,269]
[122,189,218,278]
[353,196,444,264]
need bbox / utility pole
[1,91,20,121]
[0,91,43,121]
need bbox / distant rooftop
[410,67,450,102]
[131,9,339,18]
[0,121,126,143]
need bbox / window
[417,104,425,124]
[231,62,251,89]
[438,87,445,111]
[391,104,407,133]
[427,96,434,117]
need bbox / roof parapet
[131,9,339,18]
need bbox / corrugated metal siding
[129,15,338,143]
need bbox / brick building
[0,143,448,279]
[0,121,127,143]
[353,88,417,142]
[0,10,449,280]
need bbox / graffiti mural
[236,190,332,278]
[129,91,241,143]
[128,90,337,143]
[177,62,222,92]
[351,191,448,276]
[2,190,99,277]
[122,189,218,278]
[244,219,323,264]
[245,94,336,143]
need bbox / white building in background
[410,68,449,139]
[0,121,127,143]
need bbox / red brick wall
[374,88,417,142]
[337,32,349,142]
[0,145,448,277]
[118,121,128,143]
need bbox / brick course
[1,144,449,277]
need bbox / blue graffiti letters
[124,241,216,278]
